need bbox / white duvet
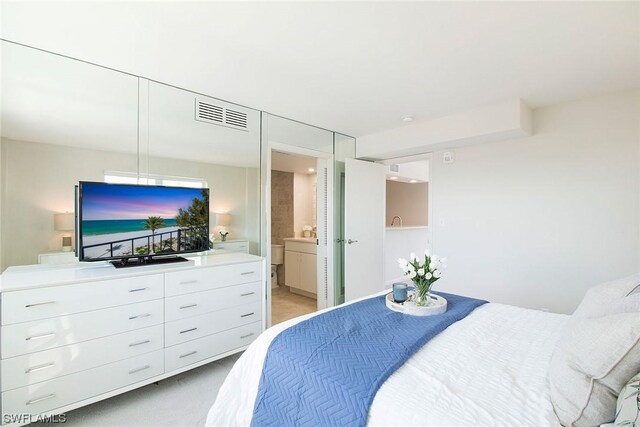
[207,293,567,427]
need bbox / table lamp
[54,212,75,252]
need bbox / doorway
[269,149,331,325]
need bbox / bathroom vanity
[283,238,317,298]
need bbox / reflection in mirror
[334,133,356,305]
[265,114,333,154]
[0,41,139,270]
[145,81,261,255]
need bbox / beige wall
[0,138,259,269]
[271,170,293,246]
[385,181,428,227]
[429,90,640,314]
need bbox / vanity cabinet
[284,240,317,297]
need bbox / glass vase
[414,283,430,307]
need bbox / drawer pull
[129,365,150,374]
[25,301,56,308]
[241,333,255,339]
[179,304,198,310]
[180,280,198,285]
[240,312,255,318]
[241,292,255,297]
[129,339,151,347]
[26,393,56,406]
[129,313,151,320]
[25,362,55,374]
[180,327,198,334]
[179,350,198,358]
[25,332,55,341]
[240,271,255,276]
[129,287,147,293]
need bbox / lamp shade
[216,213,232,227]
[54,213,74,231]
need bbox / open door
[315,157,332,310]
[344,158,386,301]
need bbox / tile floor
[271,286,317,325]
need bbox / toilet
[271,244,284,289]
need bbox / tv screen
[78,182,210,262]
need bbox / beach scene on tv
[80,183,210,260]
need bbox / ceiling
[271,151,317,175]
[1,1,639,137]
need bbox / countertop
[282,237,317,243]
[0,252,265,292]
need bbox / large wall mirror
[144,81,261,255]
[0,41,264,270]
[0,41,139,269]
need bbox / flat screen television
[78,181,210,266]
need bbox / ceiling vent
[390,164,400,173]
[195,99,248,131]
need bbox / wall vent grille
[195,99,248,131]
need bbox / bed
[206,274,640,427]
[206,290,567,426]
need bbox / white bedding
[207,293,568,426]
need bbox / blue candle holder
[392,282,408,303]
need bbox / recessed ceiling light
[308,168,315,173]
[402,116,414,122]
[389,176,399,180]
[409,179,418,183]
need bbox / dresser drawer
[165,321,261,372]
[165,301,261,347]
[2,274,164,325]
[1,325,163,392]
[1,299,164,358]
[212,241,250,253]
[165,281,261,322]
[165,262,262,297]
[2,350,163,419]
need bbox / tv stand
[111,256,189,269]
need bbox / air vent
[390,164,400,173]
[195,99,248,131]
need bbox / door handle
[347,239,358,244]
[335,238,344,243]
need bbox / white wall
[428,91,640,313]
[0,139,259,269]
[293,173,316,237]
[384,227,430,285]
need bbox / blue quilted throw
[251,291,487,427]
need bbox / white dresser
[0,253,265,425]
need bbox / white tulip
[424,248,431,257]
[417,268,425,276]
[430,261,440,272]
[431,255,439,263]
[425,272,432,279]
[409,270,417,279]
[409,252,417,261]
[440,257,448,264]
[408,264,415,272]
[397,257,407,266]
[433,270,441,278]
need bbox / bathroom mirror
[0,41,140,269]
[144,80,261,255]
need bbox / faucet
[391,215,403,227]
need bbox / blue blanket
[251,292,487,427]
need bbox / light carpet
[58,353,241,427]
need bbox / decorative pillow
[549,275,640,427]
[615,372,640,427]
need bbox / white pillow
[549,274,640,427]
[572,273,640,318]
